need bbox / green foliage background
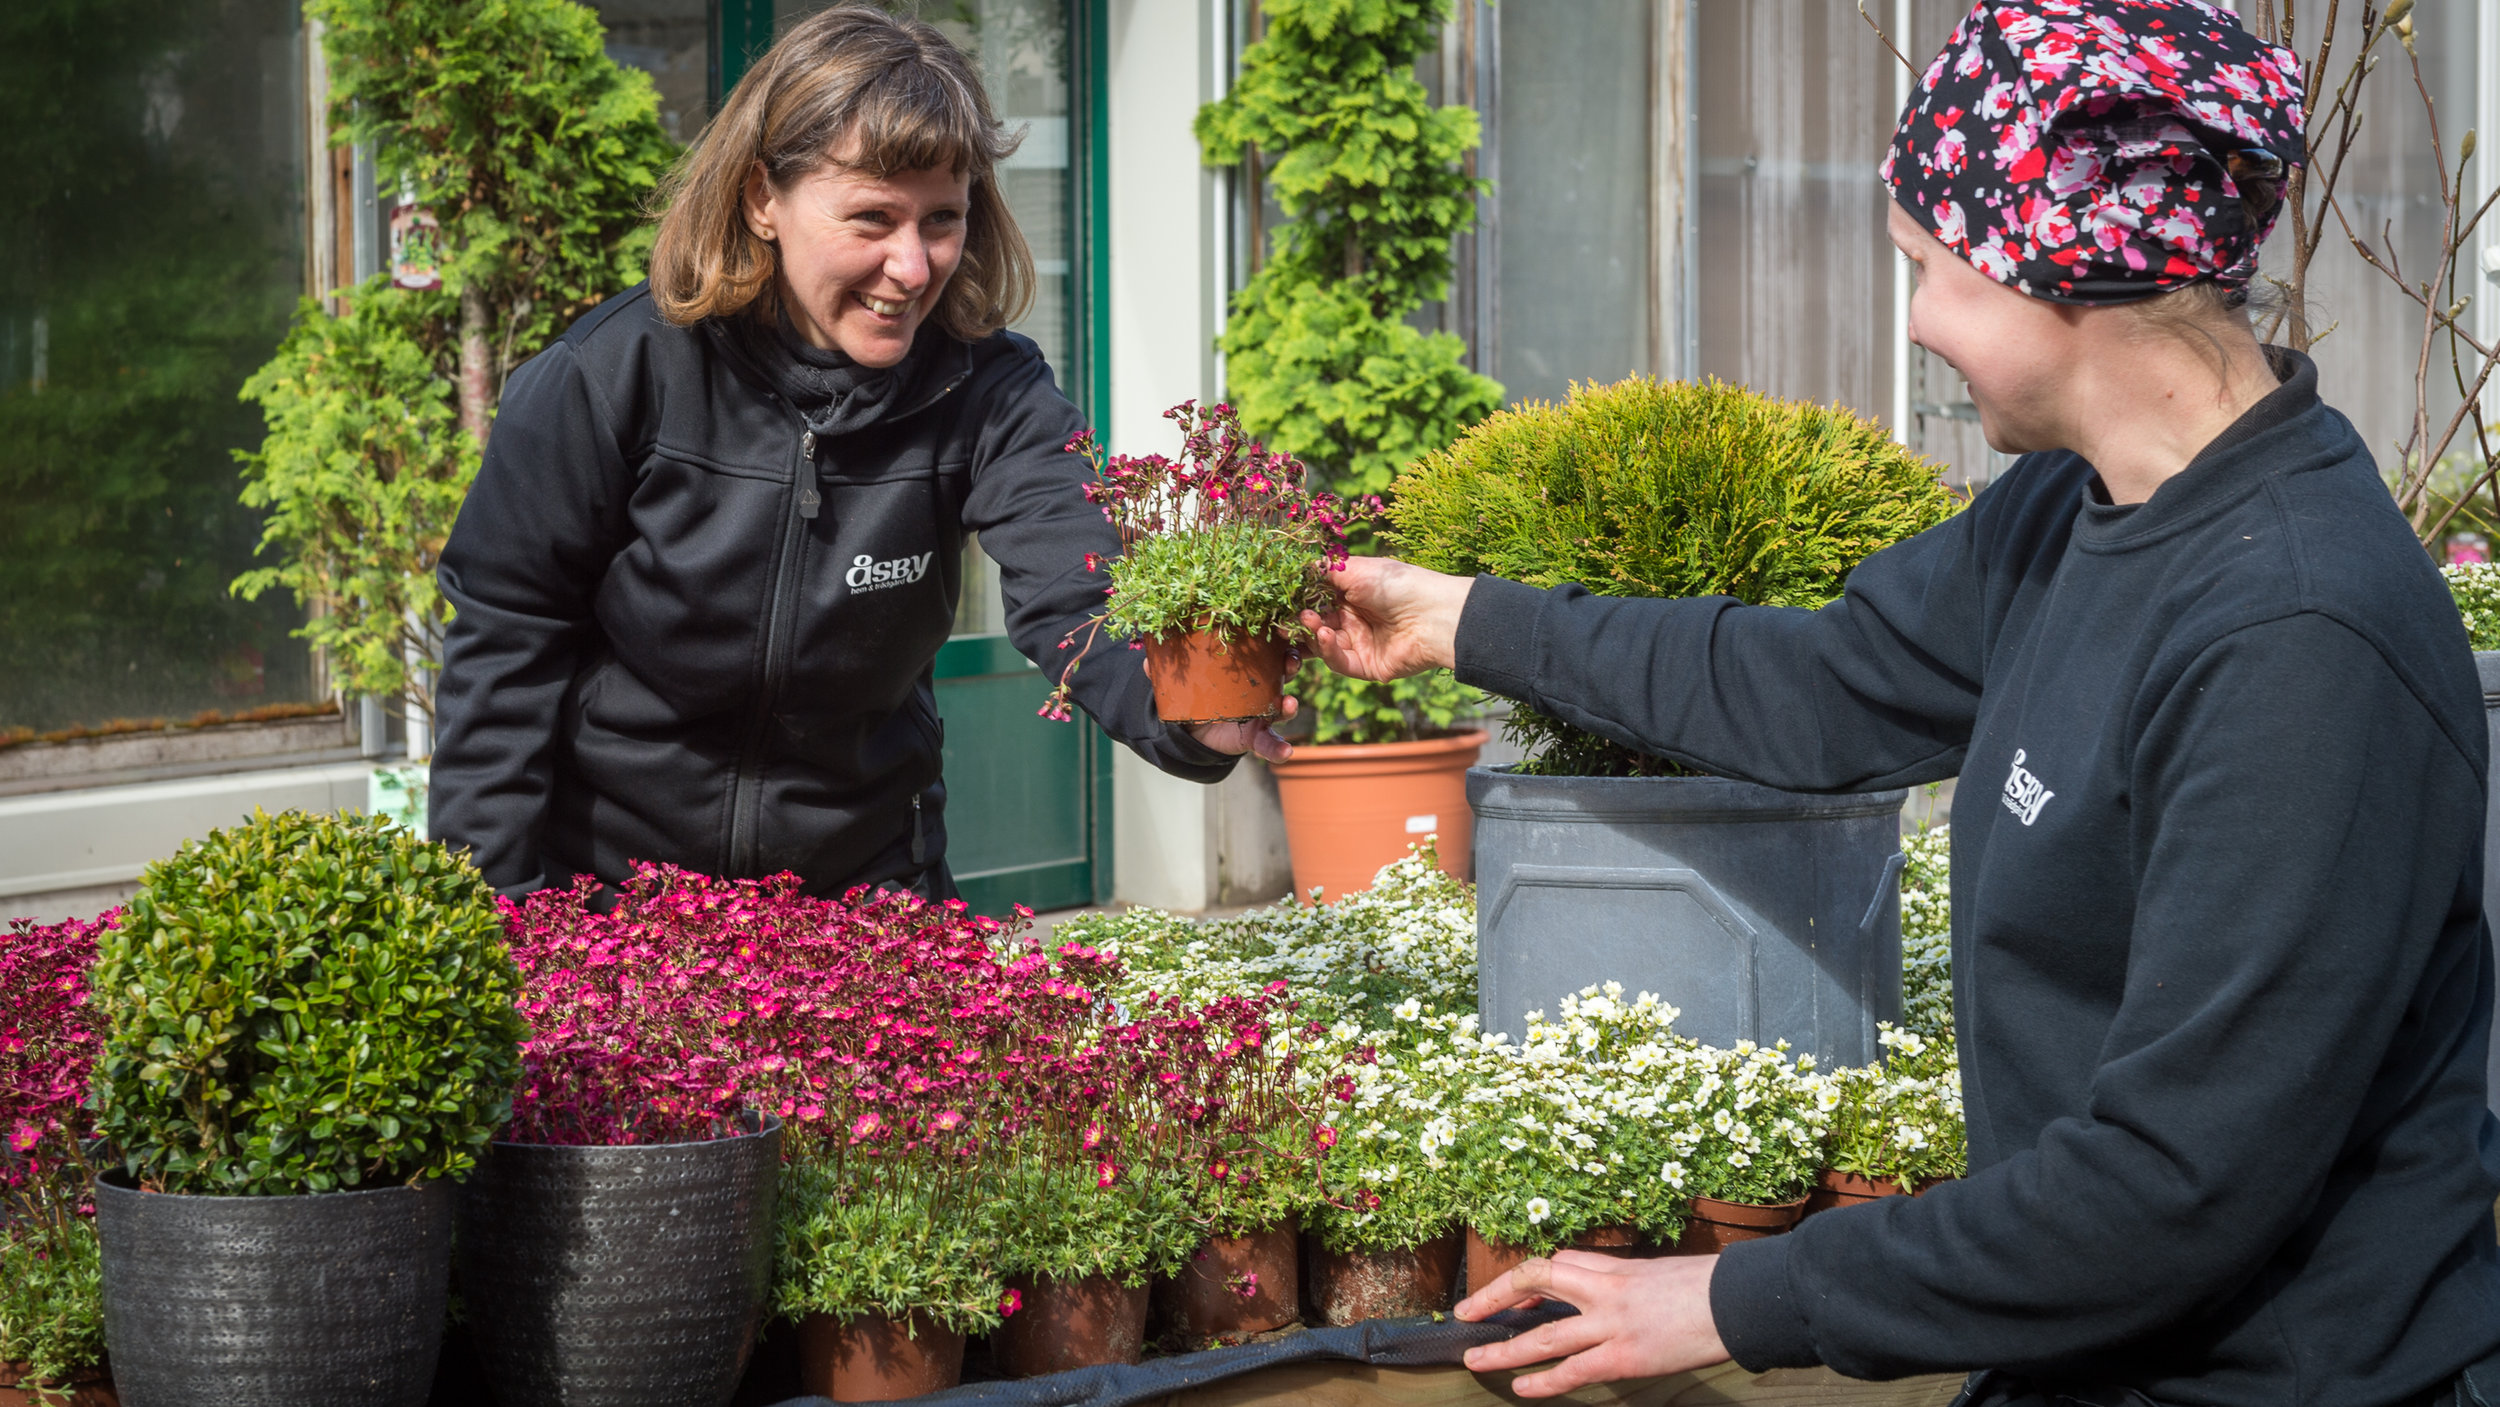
[236,0,673,719]
[1392,377,1960,775]
[1195,0,1502,501]
[90,809,524,1195]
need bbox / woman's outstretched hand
[1455,1249,1731,1397]
[1300,557,1475,681]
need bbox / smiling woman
[426,3,1280,910]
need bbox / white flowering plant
[1655,1038,1825,1207]
[2443,562,2500,651]
[1813,1025,1967,1190]
[1900,824,1953,1040]
[1299,1004,1471,1255]
[1443,986,1702,1253]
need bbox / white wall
[1102,0,1291,910]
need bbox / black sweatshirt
[1453,351,2500,1405]
[432,285,1231,898]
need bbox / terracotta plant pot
[1673,1195,1810,1254]
[1142,630,1290,723]
[1271,732,1488,902]
[795,1311,963,1402]
[1306,1233,1462,1324]
[0,1363,116,1407]
[1158,1223,1300,1345]
[1801,1168,1916,1218]
[989,1273,1149,1376]
[1462,1224,1647,1297]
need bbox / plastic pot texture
[2476,652,2500,1121]
[1271,732,1487,902]
[990,1274,1150,1376]
[94,1173,450,1407]
[796,1311,963,1401]
[1158,1223,1300,1345]
[452,1113,782,1407]
[1801,1168,1917,1219]
[1461,1225,1645,1297]
[0,1363,116,1407]
[1672,1195,1809,1254]
[1306,1233,1461,1324]
[1469,767,1908,1068]
[1142,630,1289,723]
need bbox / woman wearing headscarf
[429,5,1289,903]
[1311,4,2500,1403]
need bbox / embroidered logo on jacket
[2001,748,2055,826]
[846,552,934,593]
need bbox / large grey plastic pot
[1468,767,1907,1068]
[94,1172,450,1407]
[2476,653,2500,1119]
[453,1113,783,1407]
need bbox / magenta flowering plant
[1040,400,1375,721]
[1,912,113,1218]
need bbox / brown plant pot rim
[1270,730,1490,775]
[1689,1194,1811,1228]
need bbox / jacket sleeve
[1709,614,2488,1378]
[1450,500,1994,791]
[958,347,1234,784]
[431,341,636,892]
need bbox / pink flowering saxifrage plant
[1040,400,1373,722]
[501,864,1350,1336]
[1,913,115,1392]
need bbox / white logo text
[2001,748,2055,826]
[846,552,934,593]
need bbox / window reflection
[0,0,316,735]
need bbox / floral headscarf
[1883,0,2306,304]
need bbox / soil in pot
[453,1114,782,1407]
[1155,1223,1300,1346]
[795,1312,963,1403]
[1142,630,1289,723]
[1306,1233,1461,1324]
[94,1174,450,1407]
[1271,732,1487,902]
[1672,1195,1809,1254]
[1801,1169,1917,1218]
[0,1363,116,1407]
[1461,1225,1647,1298]
[989,1274,1149,1376]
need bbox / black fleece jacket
[432,284,1231,898]
[1454,351,2500,1405]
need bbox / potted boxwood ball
[458,868,791,1407]
[87,809,523,1407]
[1041,400,1365,726]
[1272,664,1487,904]
[2441,562,2500,1122]
[1392,377,1961,1067]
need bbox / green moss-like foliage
[0,1215,103,1396]
[1294,667,1482,746]
[1391,376,1959,775]
[91,809,524,1195]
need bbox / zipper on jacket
[725,423,815,875]
[910,794,927,867]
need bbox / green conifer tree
[1195,0,1502,500]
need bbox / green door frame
[710,0,1118,914]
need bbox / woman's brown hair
[649,4,1034,339]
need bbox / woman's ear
[742,163,779,244]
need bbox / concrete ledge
[0,759,378,904]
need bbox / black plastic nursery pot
[453,1113,783,1407]
[1469,767,1908,1068]
[93,1172,452,1407]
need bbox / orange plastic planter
[1142,630,1291,723]
[1270,731,1488,903]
